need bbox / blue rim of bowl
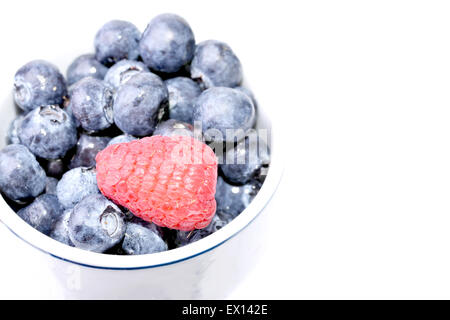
[2,168,283,270]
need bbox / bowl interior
[0,62,282,269]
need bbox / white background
[1,0,450,299]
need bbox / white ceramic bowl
[0,70,283,299]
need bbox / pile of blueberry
[0,14,270,255]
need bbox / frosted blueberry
[234,86,257,107]
[56,167,99,209]
[140,14,195,73]
[68,194,126,253]
[94,20,140,66]
[107,134,137,146]
[220,135,270,185]
[69,134,110,169]
[14,60,67,112]
[193,87,255,143]
[66,54,109,86]
[7,114,25,145]
[49,209,74,246]
[0,144,46,201]
[104,60,149,89]
[122,219,168,255]
[69,77,114,132]
[215,176,260,220]
[175,215,227,247]
[17,194,64,235]
[191,40,242,89]
[64,101,81,128]
[165,77,201,124]
[153,119,194,137]
[45,177,59,195]
[18,105,77,159]
[113,72,168,136]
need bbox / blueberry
[17,194,63,235]
[45,158,66,178]
[18,105,77,159]
[49,209,74,246]
[113,72,168,136]
[0,144,46,201]
[190,40,243,89]
[193,87,255,143]
[220,135,270,185]
[68,194,126,253]
[122,219,168,255]
[13,60,67,112]
[64,102,81,128]
[94,20,140,66]
[69,77,114,132]
[234,86,257,107]
[140,14,195,73]
[45,177,59,195]
[174,215,227,247]
[66,54,109,86]
[103,59,149,89]
[215,176,260,220]
[7,114,25,145]
[107,134,137,146]
[69,134,110,169]
[153,119,194,137]
[56,167,99,209]
[165,77,201,123]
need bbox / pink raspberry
[96,136,218,231]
